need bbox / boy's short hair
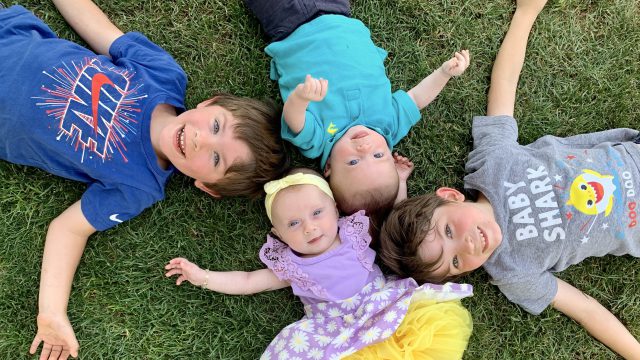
[201,94,289,198]
[380,193,461,284]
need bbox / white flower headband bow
[264,172,334,222]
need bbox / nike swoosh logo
[109,214,123,223]
[91,73,115,134]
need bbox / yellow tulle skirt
[343,299,473,360]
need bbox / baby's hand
[165,257,207,287]
[293,74,328,102]
[440,50,471,77]
[394,153,414,181]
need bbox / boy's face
[419,188,503,278]
[158,102,251,188]
[271,184,340,257]
[325,125,396,191]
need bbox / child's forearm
[576,299,640,359]
[203,268,289,295]
[39,202,94,316]
[52,0,123,56]
[395,180,408,204]
[282,93,309,134]
[407,68,452,111]
[487,3,545,116]
[553,278,640,359]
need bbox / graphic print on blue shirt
[32,57,146,164]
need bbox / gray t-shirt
[464,115,640,314]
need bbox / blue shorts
[244,0,350,42]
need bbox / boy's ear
[323,161,331,177]
[435,187,465,202]
[194,180,222,198]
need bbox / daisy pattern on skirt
[289,331,309,353]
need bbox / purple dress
[259,211,473,359]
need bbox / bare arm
[407,50,470,111]
[282,75,328,134]
[552,278,640,359]
[165,258,289,295]
[52,0,124,56]
[393,153,414,204]
[487,0,547,116]
[30,201,96,359]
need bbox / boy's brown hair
[379,193,461,284]
[201,94,289,198]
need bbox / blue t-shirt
[0,6,187,231]
[266,15,421,168]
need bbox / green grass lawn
[1,0,639,358]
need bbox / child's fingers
[168,257,186,264]
[176,275,187,286]
[320,78,328,95]
[165,268,181,277]
[29,335,42,354]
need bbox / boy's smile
[154,102,251,185]
[419,188,503,278]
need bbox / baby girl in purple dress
[165,169,473,359]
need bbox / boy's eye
[445,224,452,238]
[373,152,384,159]
[213,152,220,167]
[348,159,359,166]
[213,119,220,134]
[452,255,459,269]
[313,209,322,216]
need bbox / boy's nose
[457,234,475,254]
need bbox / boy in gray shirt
[380,0,640,358]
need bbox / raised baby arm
[282,74,328,134]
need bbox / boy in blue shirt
[245,0,470,216]
[380,1,640,358]
[0,1,287,358]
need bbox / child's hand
[29,313,79,359]
[293,74,328,102]
[165,257,207,287]
[394,153,414,181]
[440,50,471,77]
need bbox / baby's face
[419,201,503,278]
[326,125,394,177]
[271,185,340,257]
[326,126,397,202]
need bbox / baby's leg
[487,0,547,116]
[244,0,350,42]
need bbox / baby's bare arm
[165,258,289,295]
[407,50,470,111]
[552,278,640,359]
[282,75,328,134]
